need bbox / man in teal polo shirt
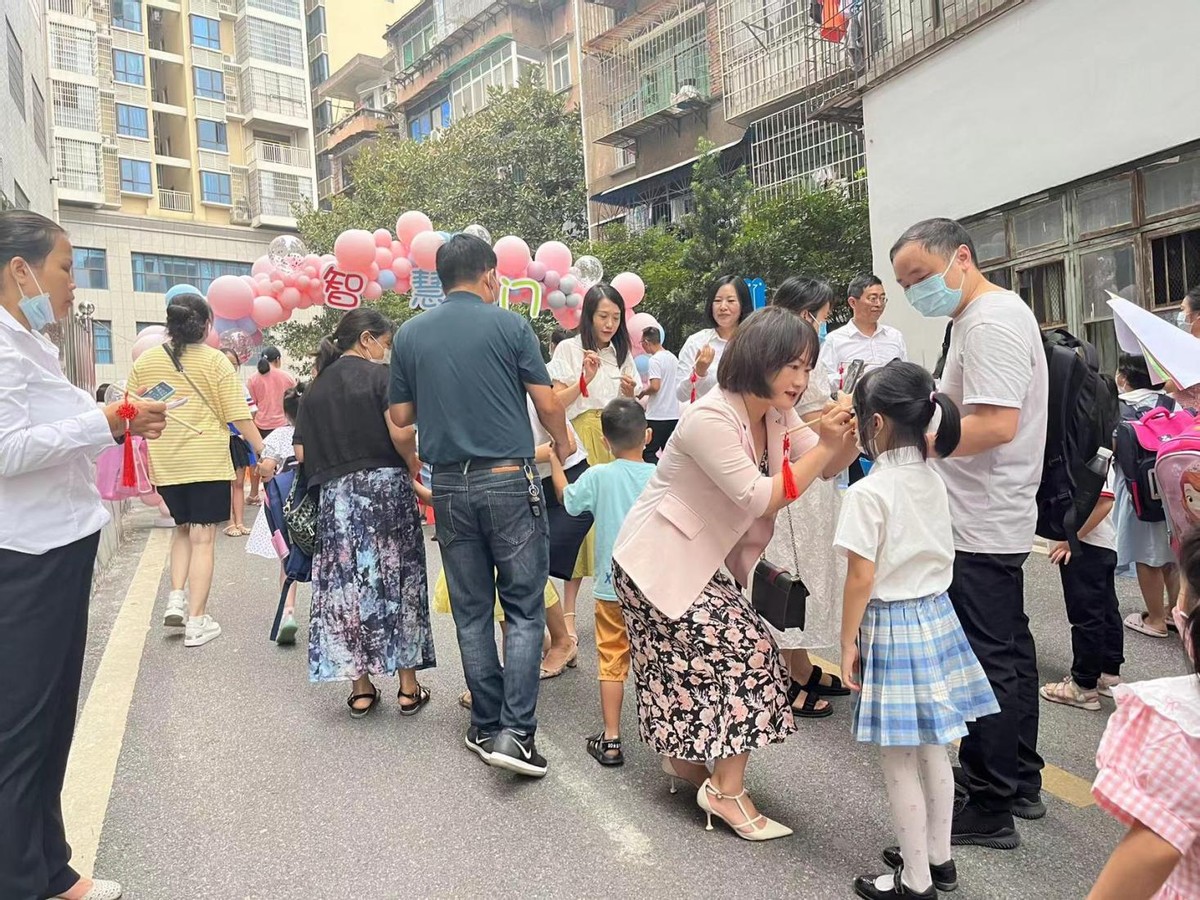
[389,234,570,778]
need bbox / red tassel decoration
[690,371,698,404]
[781,432,799,501]
[579,370,589,398]
[118,391,138,487]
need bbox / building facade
[47,0,319,381]
[2,0,53,213]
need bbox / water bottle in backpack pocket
[1153,422,1200,553]
[1114,401,1191,522]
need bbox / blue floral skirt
[309,467,435,682]
[853,592,998,747]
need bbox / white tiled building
[1,0,53,213]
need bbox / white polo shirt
[818,320,908,383]
[645,348,680,421]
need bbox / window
[309,53,329,86]
[119,158,152,194]
[135,320,162,334]
[237,18,305,69]
[55,137,103,192]
[1011,199,1065,252]
[965,215,1006,264]
[93,321,113,365]
[1151,228,1200,309]
[450,45,515,119]
[550,43,571,92]
[50,22,97,77]
[7,20,24,118]
[30,81,46,157]
[131,252,251,294]
[1080,243,1136,322]
[201,171,231,205]
[241,67,307,118]
[393,9,438,70]
[313,99,332,130]
[615,145,636,169]
[189,15,220,50]
[1074,178,1133,237]
[197,119,227,151]
[113,50,145,85]
[73,248,108,289]
[407,97,451,142]
[112,0,142,33]
[116,103,149,139]
[1018,261,1067,329]
[13,182,28,209]
[193,67,224,100]
[1144,154,1200,219]
[305,5,325,37]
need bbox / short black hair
[889,217,978,268]
[0,210,66,275]
[773,275,833,317]
[1185,284,1200,314]
[600,398,647,452]
[436,234,497,289]
[641,326,661,346]
[717,306,819,398]
[848,274,884,300]
[1117,352,1154,391]
[705,275,754,328]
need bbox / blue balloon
[236,315,257,333]
[213,316,239,336]
[635,354,651,377]
[377,269,397,291]
[165,283,201,305]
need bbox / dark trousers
[1058,543,1123,689]
[0,531,99,900]
[644,419,677,464]
[949,551,1044,814]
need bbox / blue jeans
[431,467,549,735]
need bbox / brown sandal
[398,683,431,716]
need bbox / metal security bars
[750,88,865,199]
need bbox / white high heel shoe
[696,778,793,841]
[661,757,706,794]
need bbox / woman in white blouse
[675,275,754,405]
[0,211,165,900]
[547,283,638,636]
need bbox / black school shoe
[1012,793,1046,820]
[489,728,549,778]
[853,864,937,900]
[882,848,957,892]
[951,802,1020,849]
[464,726,496,763]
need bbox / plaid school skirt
[853,592,999,747]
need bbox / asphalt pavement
[73,507,1192,900]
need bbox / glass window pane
[1017,260,1067,328]
[1150,228,1200,309]
[983,267,1012,291]
[1074,178,1133,235]
[1143,154,1200,218]
[1079,243,1136,322]
[1084,320,1118,378]
[1011,199,1065,252]
[966,215,1006,263]
[93,320,113,365]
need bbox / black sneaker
[853,864,937,900]
[952,801,1020,849]
[882,848,958,892]
[489,728,548,778]
[464,726,496,763]
[1012,792,1046,820]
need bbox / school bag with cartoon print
[1154,421,1200,551]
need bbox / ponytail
[314,307,393,374]
[930,391,961,459]
[256,355,271,375]
[314,336,341,374]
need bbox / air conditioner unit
[231,198,251,223]
[670,83,704,109]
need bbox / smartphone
[142,381,176,403]
[841,359,867,396]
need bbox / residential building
[47,0,319,382]
[1,0,53,213]
[579,0,746,236]
[313,51,398,206]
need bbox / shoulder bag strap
[163,344,224,427]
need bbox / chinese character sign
[409,269,446,311]
[322,266,366,310]
[498,277,544,318]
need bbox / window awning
[589,130,751,208]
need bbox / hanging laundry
[820,0,847,42]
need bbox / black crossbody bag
[751,506,808,631]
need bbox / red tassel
[781,433,799,501]
[579,370,589,398]
[690,371,698,404]
[118,391,138,487]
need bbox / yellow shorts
[433,568,559,622]
[595,599,630,682]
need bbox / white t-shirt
[527,397,586,479]
[547,335,638,421]
[932,291,1049,555]
[817,320,908,381]
[1081,467,1117,552]
[834,447,956,601]
[674,329,729,404]
[645,349,680,421]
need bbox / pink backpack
[1154,422,1200,551]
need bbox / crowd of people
[2,208,1199,900]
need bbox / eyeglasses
[859,294,888,307]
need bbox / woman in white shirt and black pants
[0,212,165,900]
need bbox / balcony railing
[158,188,194,212]
[48,0,93,17]
[322,108,394,154]
[247,140,311,169]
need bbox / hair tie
[929,391,937,404]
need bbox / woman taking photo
[675,275,754,405]
[0,210,166,900]
[295,308,435,717]
[767,275,850,717]
[247,345,295,504]
[129,293,265,648]
[613,306,858,841]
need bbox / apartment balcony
[247,169,315,229]
[54,136,107,207]
[245,140,312,171]
[320,108,395,157]
[236,0,304,21]
[48,0,94,19]
[317,167,353,203]
[158,188,193,213]
[239,67,311,129]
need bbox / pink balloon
[494,235,531,279]
[554,307,581,330]
[526,261,547,282]
[396,210,434,247]
[373,228,393,248]
[204,326,221,348]
[535,241,573,277]
[303,253,322,271]
[297,292,314,310]
[321,253,336,267]
[627,311,660,357]
[391,257,413,279]
[270,280,285,294]
[409,231,445,271]
[367,263,381,280]
[207,274,255,320]
[395,275,412,294]
[334,229,377,273]
[363,281,383,301]
[251,255,273,277]
[239,274,256,287]
[280,272,296,288]
[278,286,302,310]
[297,274,311,290]
[543,270,561,291]
[374,246,393,270]
[253,280,275,297]
[611,272,646,308]
[251,296,286,328]
[130,330,168,361]
[391,240,406,259]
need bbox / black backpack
[1035,328,1120,551]
[1113,394,1176,522]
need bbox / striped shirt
[128,343,251,486]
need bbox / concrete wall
[861,0,1200,367]
[0,0,53,214]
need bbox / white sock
[917,744,954,867]
[879,747,933,893]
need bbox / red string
[579,371,589,398]
[781,432,799,501]
[690,371,698,404]
[118,391,138,487]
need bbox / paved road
[71,508,1190,899]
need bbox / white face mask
[367,334,390,365]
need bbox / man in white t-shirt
[637,327,679,463]
[891,217,1049,851]
[818,273,909,381]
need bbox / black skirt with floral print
[613,561,796,762]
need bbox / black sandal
[802,665,851,697]
[347,685,380,719]
[397,683,431,717]
[586,731,625,767]
[787,680,834,718]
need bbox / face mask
[857,412,882,461]
[17,267,55,332]
[367,335,390,365]
[904,255,963,318]
[1178,310,1194,332]
[818,321,827,345]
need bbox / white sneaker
[1098,674,1122,698]
[184,615,221,648]
[163,591,187,627]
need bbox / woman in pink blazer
[612,306,858,842]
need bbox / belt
[433,458,529,474]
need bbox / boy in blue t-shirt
[549,398,655,768]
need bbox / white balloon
[463,224,492,244]
[268,234,308,274]
[575,255,604,288]
[547,290,567,309]
[565,292,584,309]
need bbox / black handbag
[751,508,808,631]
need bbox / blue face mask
[817,321,828,344]
[904,256,963,318]
[17,268,55,332]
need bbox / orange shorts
[594,599,630,682]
